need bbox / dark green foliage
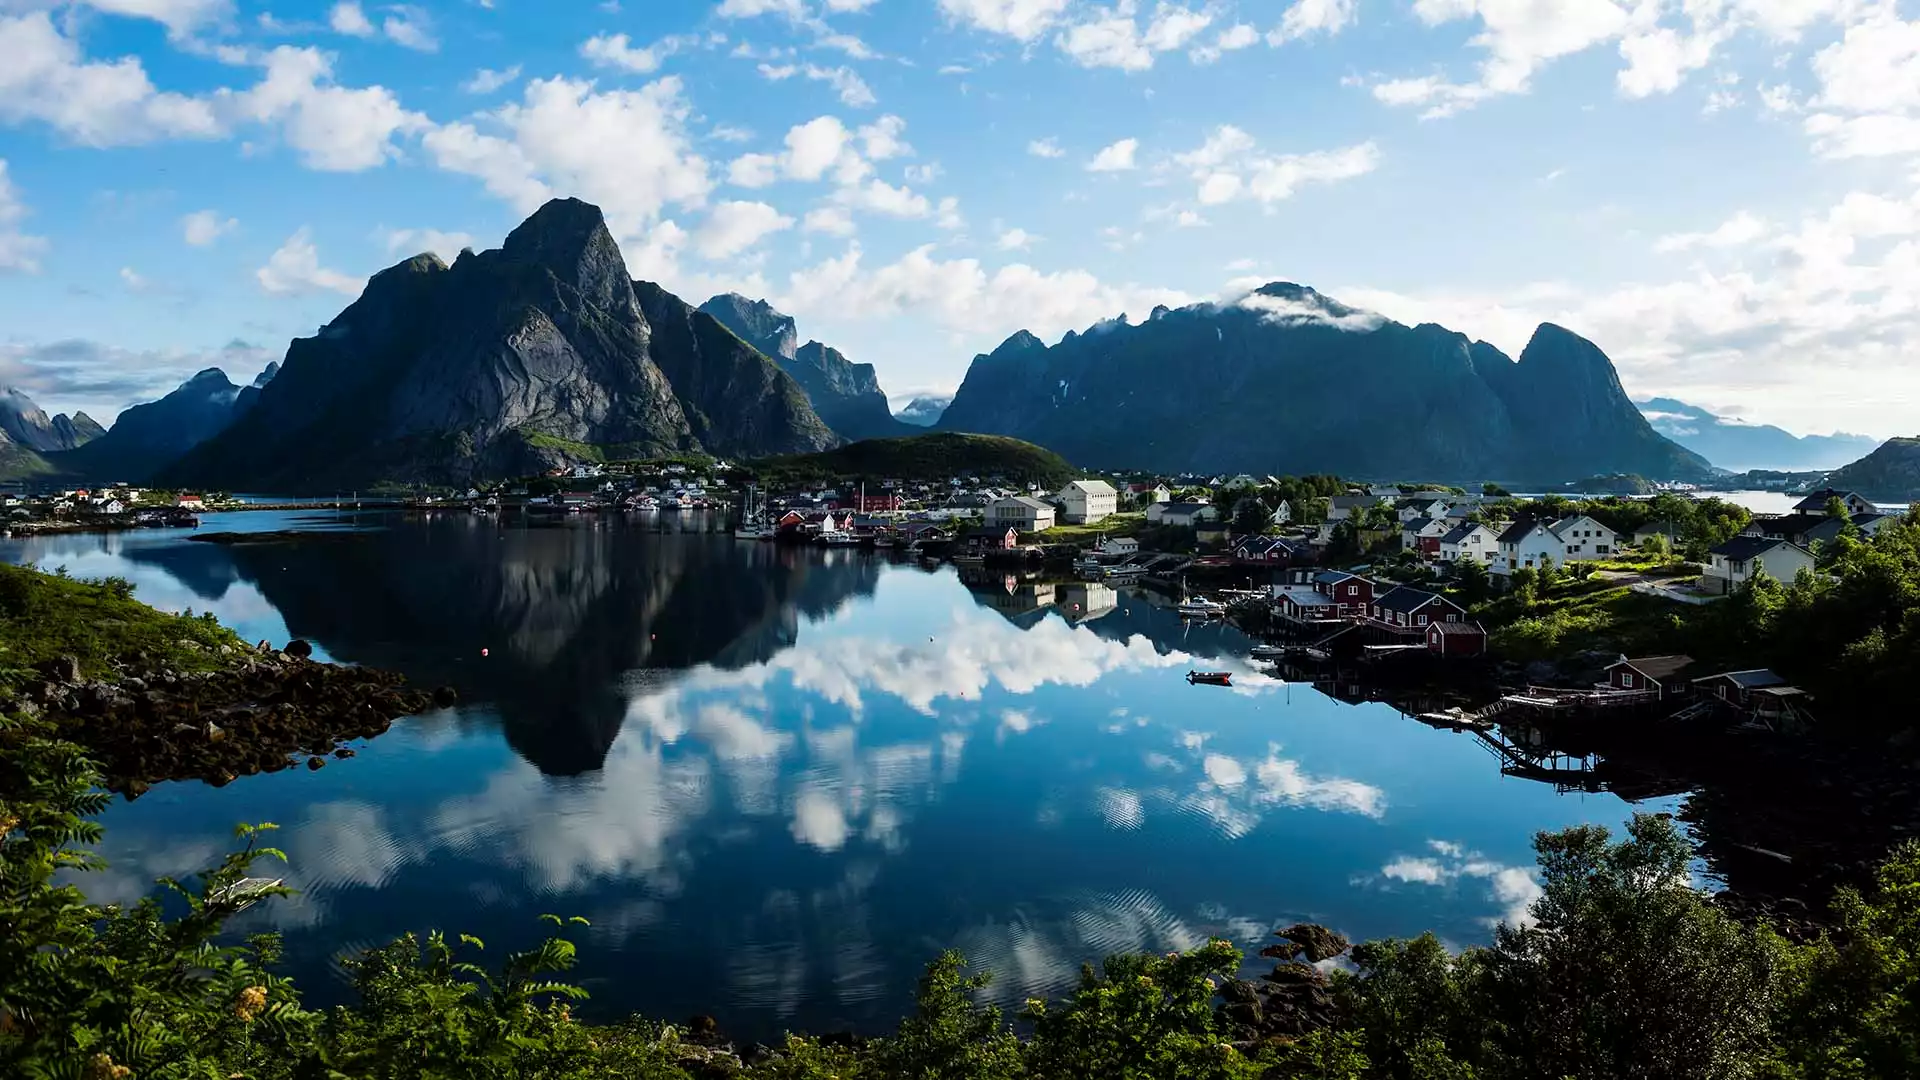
[1824,437,1920,502]
[1024,941,1259,1080]
[749,433,1076,488]
[0,564,247,684]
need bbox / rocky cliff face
[936,283,1710,483]
[163,199,836,491]
[0,388,106,452]
[699,295,912,442]
[55,363,277,482]
[1824,438,1920,502]
[634,281,838,457]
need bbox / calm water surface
[3,511,1672,1038]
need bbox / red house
[1426,621,1487,656]
[964,526,1018,551]
[1313,571,1373,616]
[849,492,902,512]
[1604,655,1695,698]
[1369,586,1467,633]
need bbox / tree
[1452,558,1493,607]
[1232,497,1270,537]
[1483,482,1511,497]
[1824,495,1849,520]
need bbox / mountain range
[935,285,1710,483]
[1825,438,1920,502]
[697,294,914,442]
[158,199,844,491]
[50,363,279,482]
[1634,397,1879,473]
[894,395,952,427]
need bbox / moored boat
[1186,671,1233,686]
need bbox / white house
[989,495,1056,532]
[1793,489,1876,517]
[1705,536,1817,594]
[1496,521,1567,573]
[1271,500,1293,526]
[1402,517,1451,552]
[1549,515,1618,561]
[1096,536,1141,556]
[1396,498,1452,523]
[1439,522,1500,563]
[1057,479,1119,524]
[101,499,126,515]
[1327,494,1385,522]
[1147,501,1220,527]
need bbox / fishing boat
[1177,597,1228,619]
[1186,671,1233,686]
[1250,643,1287,661]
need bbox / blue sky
[2,0,1918,438]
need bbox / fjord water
[3,512,1668,1039]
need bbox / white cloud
[235,46,428,171]
[0,12,224,146]
[834,178,932,218]
[904,162,942,183]
[73,0,232,36]
[1027,136,1065,158]
[381,6,436,51]
[1373,841,1542,928]
[724,114,914,199]
[1088,137,1138,171]
[938,0,1072,41]
[1801,10,1920,159]
[1173,126,1379,206]
[719,0,806,16]
[1269,0,1356,44]
[461,65,522,94]
[424,75,713,244]
[1191,22,1258,62]
[1238,290,1386,332]
[693,199,796,258]
[582,33,670,73]
[1653,210,1770,252]
[802,205,857,236]
[758,62,877,106]
[328,0,374,36]
[380,226,476,262]
[181,208,237,247]
[256,227,364,296]
[0,160,47,274]
[1057,2,1211,71]
[997,226,1036,250]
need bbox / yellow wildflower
[233,986,267,1023]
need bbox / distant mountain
[894,395,951,427]
[699,293,914,442]
[54,363,279,483]
[0,387,105,452]
[935,283,1709,483]
[1824,438,1920,503]
[1636,397,1879,472]
[162,198,837,491]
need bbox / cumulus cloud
[1087,137,1138,171]
[802,205,858,236]
[181,208,237,247]
[1027,136,1065,158]
[328,0,374,36]
[0,160,49,273]
[996,226,1036,250]
[1269,0,1356,44]
[1652,210,1769,252]
[1375,839,1544,928]
[424,75,712,244]
[1173,126,1379,207]
[1191,22,1258,62]
[380,226,476,262]
[0,12,224,146]
[461,65,522,95]
[256,227,364,296]
[233,46,428,171]
[1057,2,1212,71]
[1237,291,1386,332]
[757,62,877,107]
[693,199,796,258]
[938,0,1073,41]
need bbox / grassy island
[3,564,1920,1079]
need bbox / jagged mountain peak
[498,197,633,312]
[698,293,799,362]
[252,361,280,388]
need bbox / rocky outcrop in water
[936,284,1710,483]
[161,200,837,491]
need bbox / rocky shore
[3,641,450,797]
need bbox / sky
[1,0,1918,438]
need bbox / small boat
[632,496,660,511]
[1250,644,1286,661]
[1186,671,1233,686]
[734,524,776,540]
[1177,598,1228,618]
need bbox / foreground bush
[5,715,1920,1079]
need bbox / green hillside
[0,439,56,481]
[749,432,1076,487]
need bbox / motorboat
[1186,671,1233,686]
[1177,597,1229,618]
[1249,643,1287,661]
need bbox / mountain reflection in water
[2,511,1669,1041]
